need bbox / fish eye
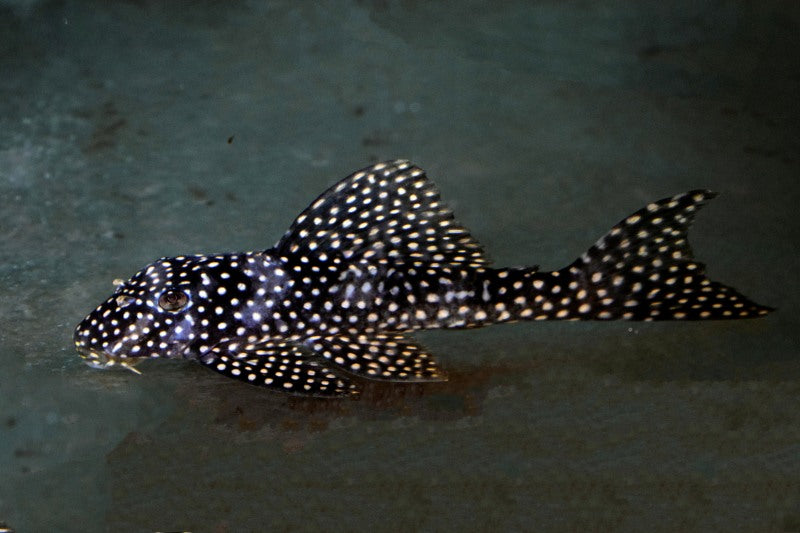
[158,290,189,312]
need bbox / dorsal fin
[275,160,490,269]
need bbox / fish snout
[73,316,144,374]
[76,345,112,369]
[75,343,142,374]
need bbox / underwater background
[1,1,798,531]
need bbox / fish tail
[473,190,772,324]
[547,190,773,321]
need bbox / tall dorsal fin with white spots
[275,160,490,270]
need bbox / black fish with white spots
[74,160,773,396]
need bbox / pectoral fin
[200,342,357,397]
[305,334,447,382]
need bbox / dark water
[1,1,798,531]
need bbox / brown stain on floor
[80,100,128,154]
[196,356,547,434]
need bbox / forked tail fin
[557,189,773,321]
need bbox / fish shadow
[178,357,546,433]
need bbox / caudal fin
[559,190,773,321]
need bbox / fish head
[74,254,250,372]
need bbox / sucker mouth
[76,345,143,375]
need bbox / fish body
[74,160,772,396]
